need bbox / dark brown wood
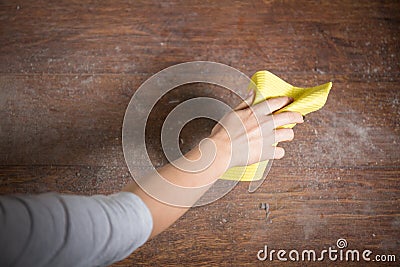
[0,0,399,266]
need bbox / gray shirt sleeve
[0,191,153,267]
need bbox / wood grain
[0,0,399,266]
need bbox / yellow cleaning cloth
[220,71,332,181]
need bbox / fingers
[273,147,285,159]
[229,96,301,163]
[266,96,294,112]
[274,128,294,143]
[272,111,303,128]
[253,96,293,115]
[234,92,255,111]
[267,129,294,160]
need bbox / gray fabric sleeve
[0,191,153,267]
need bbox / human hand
[209,96,304,168]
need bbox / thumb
[234,89,255,111]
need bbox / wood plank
[0,74,398,167]
[130,167,400,266]
[0,164,398,265]
[0,165,131,195]
[0,0,399,266]
[0,1,398,77]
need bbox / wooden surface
[0,0,399,266]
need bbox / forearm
[123,138,230,238]
[123,96,303,239]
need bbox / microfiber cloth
[220,71,332,181]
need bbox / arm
[0,97,302,267]
[0,192,152,267]
[123,96,304,238]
